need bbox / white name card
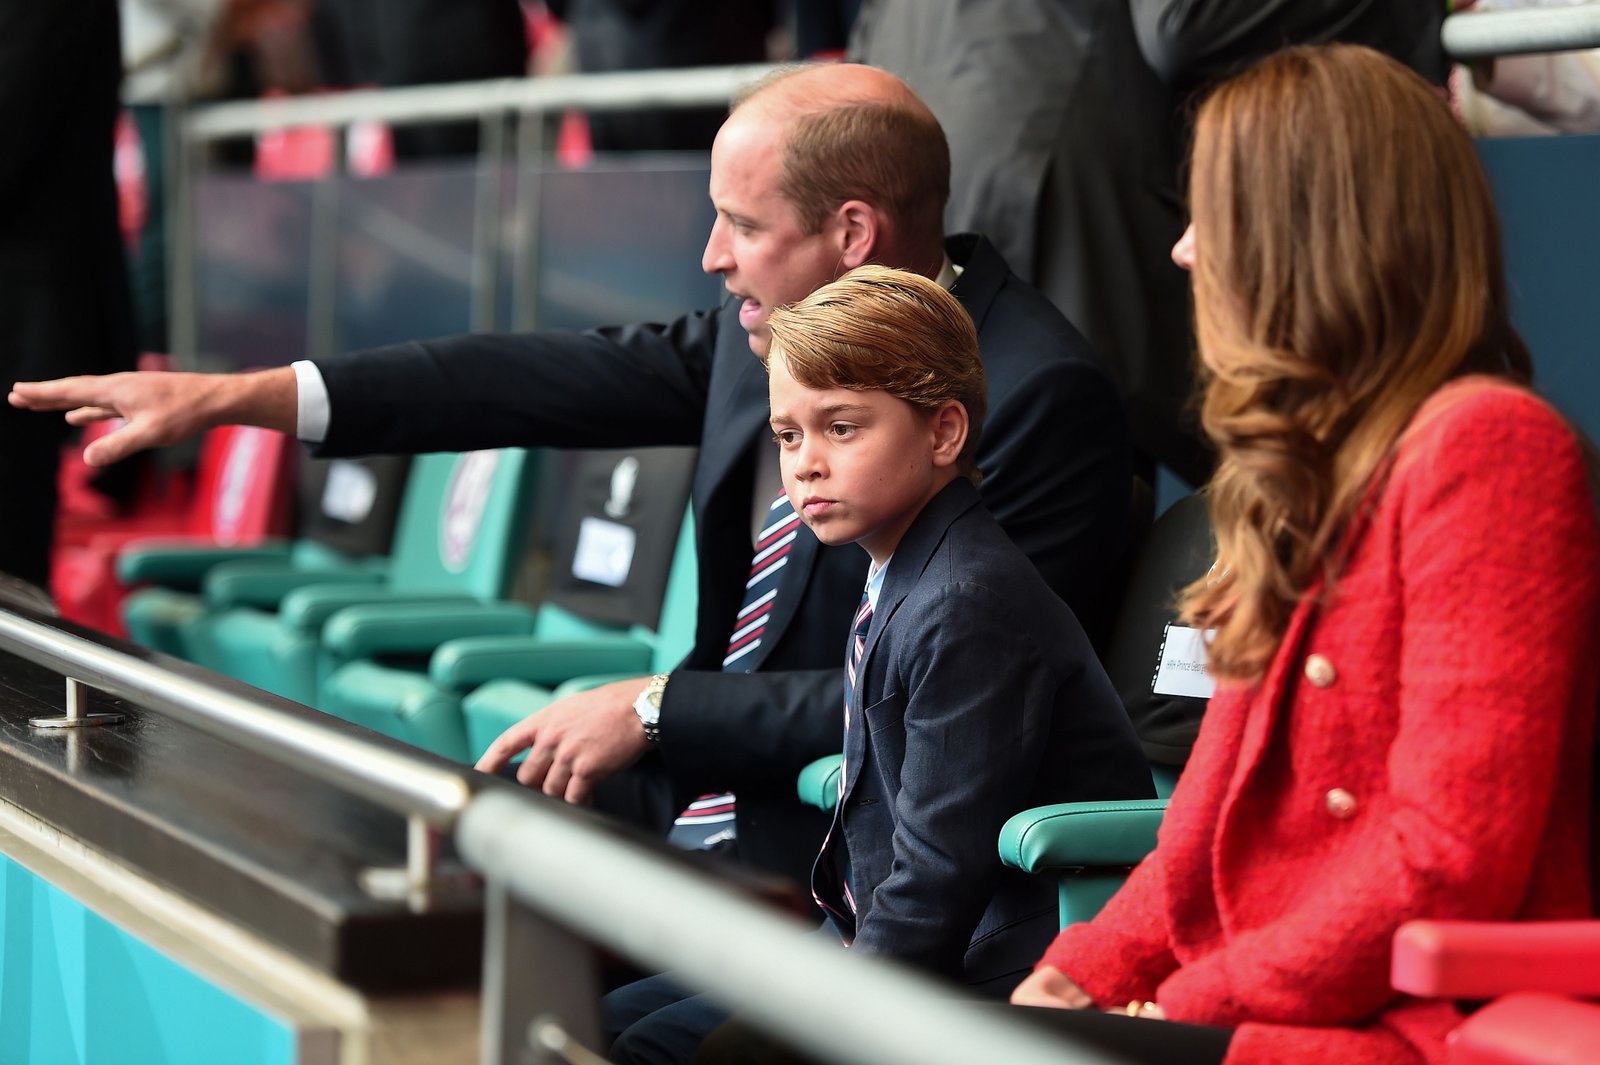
[321,460,378,523]
[1153,624,1216,699]
[572,517,637,588]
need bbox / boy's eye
[773,429,800,446]
[829,423,857,438]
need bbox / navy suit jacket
[814,479,1153,991]
[314,233,1132,883]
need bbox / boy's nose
[793,441,825,480]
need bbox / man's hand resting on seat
[474,676,651,805]
[9,366,299,466]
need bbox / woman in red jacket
[1011,44,1600,1064]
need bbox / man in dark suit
[11,64,1132,888]
[0,3,137,587]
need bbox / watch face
[635,688,662,726]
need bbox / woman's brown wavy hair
[1179,44,1532,681]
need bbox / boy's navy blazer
[812,478,1153,990]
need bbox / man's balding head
[733,64,950,246]
[701,64,952,356]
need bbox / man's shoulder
[947,233,1101,371]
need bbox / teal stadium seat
[444,507,698,762]
[795,748,1172,929]
[121,456,410,659]
[997,770,1173,928]
[189,449,541,718]
[420,449,700,762]
[323,447,694,764]
[997,492,1213,926]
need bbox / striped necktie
[668,487,800,848]
[813,590,874,922]
[723,488,801,671]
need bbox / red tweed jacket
[1040,380,1600,1063]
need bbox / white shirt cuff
[291,360,331,443]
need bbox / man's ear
[928,400,969,469]
[831,199,881,271]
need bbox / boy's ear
[832,200,881,270]
[928,400,969,469]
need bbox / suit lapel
[836,480,983,803]
[696,325,771,505]
[946,233,1005,334]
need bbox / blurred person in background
[851,0,1448,488]
[544,0,777,152]
[0,3,137,587]
[314,0,527,157]
[1451,0,1600,135]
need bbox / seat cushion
[321,660,472,762]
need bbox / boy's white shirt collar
[865,555,890,611]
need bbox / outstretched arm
[9,367,299,466]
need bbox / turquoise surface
[0,855,295,1065]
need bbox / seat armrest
[323,601,538,659]
[117,540,295,586]
[998,800,1168,872]
[1449,993,1600,1065]
[797,754,844,811]
[550,672,652,698]
[278,586,478,634]
[1392,920,1600,1000]
[430,635,654,690]
[204,563,386,610]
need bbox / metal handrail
[1443,3,1600,61]
[183,63,782,140]
[169,62,777,357]
[0,603,471,903]
[458,789,1121,1065]
[0,604,1118,1063]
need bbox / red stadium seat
[54,419,192,548]
[1392,758,1600,1065]
[51,425,296,636]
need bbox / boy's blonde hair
[764,265,986,484]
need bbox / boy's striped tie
[813,589,873,921]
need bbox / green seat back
[384,449,541,599]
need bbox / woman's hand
[1114,1000,1167,1020]
[1010,967,1095,1010]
